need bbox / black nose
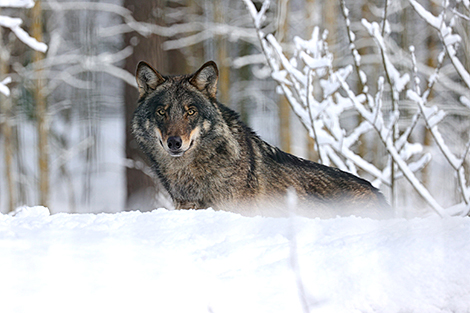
[167,136,182,151]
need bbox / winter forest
[2,1,470,312]
[1,0,470,217]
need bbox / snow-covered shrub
[243,0,470,216]
[0,0,47,96]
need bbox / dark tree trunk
[123,0,186,211]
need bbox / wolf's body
[132,61,389,217]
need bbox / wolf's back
[216,101,389,212]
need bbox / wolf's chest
[164,164,234,204]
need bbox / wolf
[132,61,390,217]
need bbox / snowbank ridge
[1,207,469,313]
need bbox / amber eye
[187,108,196,116]
[157,109,166,116]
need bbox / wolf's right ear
[136,61,165,97]
[190,61,219,98]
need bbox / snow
[0,0,35,8]
[299,51,331,70]
[0,76,11,96]
[409,0,470,90]
[1,206,470,313]
[461,96,470,109]
[0,15,47,52]
[242,0,269,29]
[408,0,443,29]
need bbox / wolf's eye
[187,109,196,116]
[157,109,166,116]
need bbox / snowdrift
[1,206,469,313]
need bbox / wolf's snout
[167,136,182,151]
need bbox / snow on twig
[408,0,444,29]
[0,0,34,8]
[336,75,447,216]
[452,8,470,22]
[361,19,410,94]
[405,6,470,207]
[0,0,47,103]
[407,89,469,206]
[0,77,12,96]
[242,0,270,29]
[0,15,47,52]
[409,0,470,90]
[243,0,470,215]
[340,0,366,92]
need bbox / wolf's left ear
[190,61,219,98]
[136,61,165,97]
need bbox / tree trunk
[123,0,186,211]
[305,0,318,161]
[31,0,49,208]
[0,26,16,212]
[277,0,291,153]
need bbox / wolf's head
[132,61,220,158]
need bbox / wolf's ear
[190,61,219,98]
[136,61,165,97]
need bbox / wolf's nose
[167,136,182,151]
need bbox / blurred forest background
[0,0,469,215]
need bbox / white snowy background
[1,0,470,312]
[1,206,470,313]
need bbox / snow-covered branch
[0,77,12,96]
[0,0,34,9]
[0,0,47,107]
[244,0,470,216]
[0,14,47,53]
[409,0,470,90]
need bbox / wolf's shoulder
[217,102,243,125]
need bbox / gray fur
[132,61,390,218]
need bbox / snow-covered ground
[1,206,469,313]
